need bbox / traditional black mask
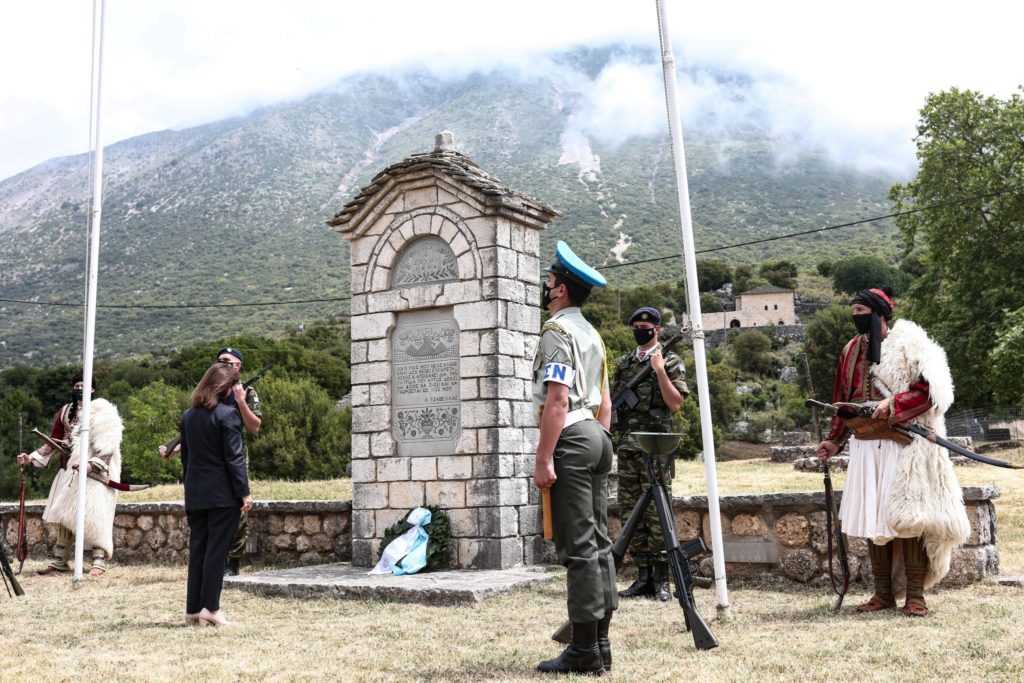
[852,314,873,335]
[633,328,656,345]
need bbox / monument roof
[328,131,559,232]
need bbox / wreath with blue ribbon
[378,505,452,571]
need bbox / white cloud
[0,0,1021,179]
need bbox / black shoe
[618,566,654,598]
[653,562,672,602]
[224,558,240,577]
[537,644,604,676]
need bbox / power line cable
[597,184,1023,271]
[2,184,1018,309]
[0,295,351,310]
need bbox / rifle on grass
[160,363,272,457]
[803,355,849,611]
[610,331,686,425]
[806,399,1024,470]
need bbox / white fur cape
[48,398,123,557]
[872,319,970,587]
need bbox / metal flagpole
[74,0,107,584]
[654,0,730,616]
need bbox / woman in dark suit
[181,362,253,626]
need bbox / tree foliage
[121,381,188,485]
[889,87,1024,406]
[758,260,798,290]
[990,306,1024,405]
[248,376,351,480]
[729,331,778,375]
[802,304,857,401]
[830,255,911,295]
[696,259,732,292]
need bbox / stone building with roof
[684,284,798,332]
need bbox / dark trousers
[551,420,618,623]
[186,506,241,614]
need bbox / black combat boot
[537,621,604,676]
[224,557,240,577]
[597,612,613,673]
[652,562,672,602]
[617,565,654,598]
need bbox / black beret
[628,307,661,325]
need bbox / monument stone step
[224,562,556,605]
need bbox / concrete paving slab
[224,562,557,605]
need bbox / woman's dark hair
[191,363,239,410]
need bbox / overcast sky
[1,0,1021,181]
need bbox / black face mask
[633,328,656,345]
[852,314,873,334]
[541,283,556,309]
[72,389,84,403]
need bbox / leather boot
[653,562,672,602]
[618,565,654,598]
[597,612,612,673]
[537,621,604,676]
[224,557,241,577]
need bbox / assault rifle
[611,330,686,425]
[160,364,272,457]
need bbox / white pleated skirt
[839,437,915,544]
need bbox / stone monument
[328,132,558,569]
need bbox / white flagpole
[654,0,730,615]
[74,0,107,584]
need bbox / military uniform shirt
[612,344,688,432]
[532,307,607,417]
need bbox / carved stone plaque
[392,235,458,288]
[392,308,461,456]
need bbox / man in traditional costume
[532,241,617,675]
[18,375,123,576]
[815,287,970,616]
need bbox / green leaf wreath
[378,505,452,571]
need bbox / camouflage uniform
[611,348,688,567]
[227,386,261,562]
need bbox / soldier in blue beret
[612,307,689,601]
[531,241,617,675]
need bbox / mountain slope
[0,49,899,367]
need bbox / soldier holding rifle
[611,307,689,602]
[531,241,616,676]
[814,287,969,617]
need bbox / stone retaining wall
[0,501,352,566]
[4,486,999,587]
[607,486,1000,587]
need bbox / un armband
[544,362,576,386]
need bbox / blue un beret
[544,241,607,289]
[628,307,661,325]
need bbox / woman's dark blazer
[180,402,250,512]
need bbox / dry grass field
[6,452,1022,682]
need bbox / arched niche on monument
[391,235,459,289]
[390,236,461,456]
